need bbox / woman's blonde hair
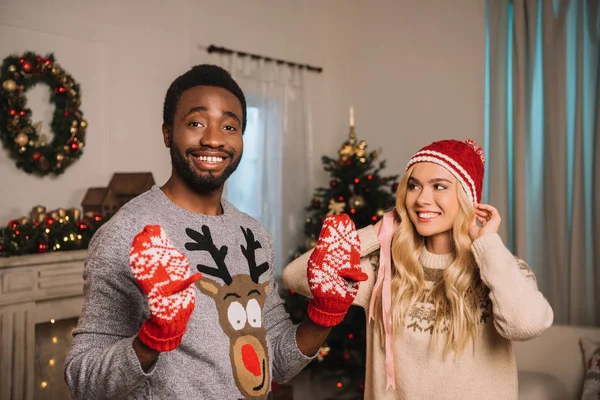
[377,165,481,357]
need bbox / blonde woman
[283,139,553,399]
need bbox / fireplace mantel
[0,250,87,400]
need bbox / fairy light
[49,359,55,366]
[52,337,58,343]
[41,382,48,388]
[50,319,55,324]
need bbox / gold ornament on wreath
[0,52,87,176]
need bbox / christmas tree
[282,115,398,399]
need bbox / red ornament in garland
[8,219,19,230]
[78,221,89,232]
[37,241,49,253]
[68,140,79,151]
[44,216,56,226]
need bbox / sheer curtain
[487,0,600,325]
[209,53,314,276]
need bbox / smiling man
[63,65,363,400]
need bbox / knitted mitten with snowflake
[307,214,367,327]
[129,225,201,352]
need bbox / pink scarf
[368,211,396,390]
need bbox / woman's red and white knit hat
[406,139,486,204]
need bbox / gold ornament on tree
[8,65,17,73]
[355,140,367,158]
[376,208,386,217]
[327,198,346,216]
[337,106,373,165]
[348,194,366,209]
[338,142,355,161]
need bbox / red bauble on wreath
[0,52,87,176]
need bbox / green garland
[0,52,87,176]
[0,213,108,257]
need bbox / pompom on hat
[406,139,486,204]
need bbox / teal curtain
[486,0,600,326]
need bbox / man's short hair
[163,64,246,132]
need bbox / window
[225,107,263,220]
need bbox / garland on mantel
[0,207,109,257]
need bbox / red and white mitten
[307,215,367,327]
[129,225,201,352]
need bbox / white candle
[350,106,354,127]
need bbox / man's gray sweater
[64,186,311,399]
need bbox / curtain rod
[205,44,323,73]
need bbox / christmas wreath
[0,52,87,176]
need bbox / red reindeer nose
[241,344,261,377]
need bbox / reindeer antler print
[185,226,232,285]
[240,227,269,284]
[186,224,272,399]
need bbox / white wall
[0,0,484,225]
[324,0,486,179]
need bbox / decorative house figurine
[81,187,119,216]
[80,172,155,217]
[107,172,155,208]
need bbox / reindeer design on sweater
[185,225,270,400]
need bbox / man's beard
[170,145,242,195]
